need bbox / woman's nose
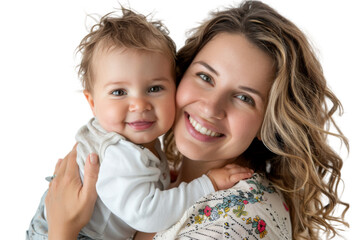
[129,97,152,112]
[199,98,226,120]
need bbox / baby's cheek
[98,108,124,133]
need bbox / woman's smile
[174,33,274,161]
[189,115,222,137]
[185,112,224,141]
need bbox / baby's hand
[207,164,254,191]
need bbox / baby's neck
[141,141,159,158]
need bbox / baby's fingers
[230,172,253,183]
[226,165,254,175]
[224,163,240,169]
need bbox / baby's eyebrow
[150,76,176,85]
[104,81,127,88]
[104,77,172,88]
[152,77,171,82]
[193,61,219,76]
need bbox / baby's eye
[148,86,163,93]
[197,73,212,83]
[236,94,255,106]
[111,89,127,96]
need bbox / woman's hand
[45,145,100,240]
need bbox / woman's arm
[45,145,100,240]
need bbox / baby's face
[85,47,176,146]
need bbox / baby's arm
[207,163,254,191]
[97,143,252,233]
[97,143,213,233]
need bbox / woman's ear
[83,90,96,116]
[256,130,262,141]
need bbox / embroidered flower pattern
[204,205,212,216]
[245,216,268,238]
[188,177,275,239]
[194,215,204,224]
[233,204,248,218]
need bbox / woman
[43,1,349,239]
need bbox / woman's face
[173,33,274,163]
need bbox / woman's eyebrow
[193,61,219,76]
[194,60,265,101]
[239,85,265,101]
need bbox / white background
[0,0,358,239]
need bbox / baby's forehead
[93,44,174,76]
[94,40,171,61]
[91,44,175,83]
[92,40,123,57]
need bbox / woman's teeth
[189,116,221,137]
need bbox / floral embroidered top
[154,173,292,239]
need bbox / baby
[27,7,249,240]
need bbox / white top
[154,173,292,239]
[76,118,215,239]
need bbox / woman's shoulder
[194,173,289,213]
[155,173,292,239]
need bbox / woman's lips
[189,116,221,137]
[127,121,154,131]
[184,112,224,142]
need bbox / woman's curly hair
[164,1,349,239]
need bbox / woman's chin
[175,140,203,160]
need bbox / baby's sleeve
[96,142,215,233]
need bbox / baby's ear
[83,90,96,116]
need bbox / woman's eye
[197,73,212,83]
[148,86,163,93]
[111,89,127,96]
[236,94,255,106]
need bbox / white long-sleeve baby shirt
[76,118,215,240]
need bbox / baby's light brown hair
[77,7,176,93]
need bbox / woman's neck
[173,157,238,185]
